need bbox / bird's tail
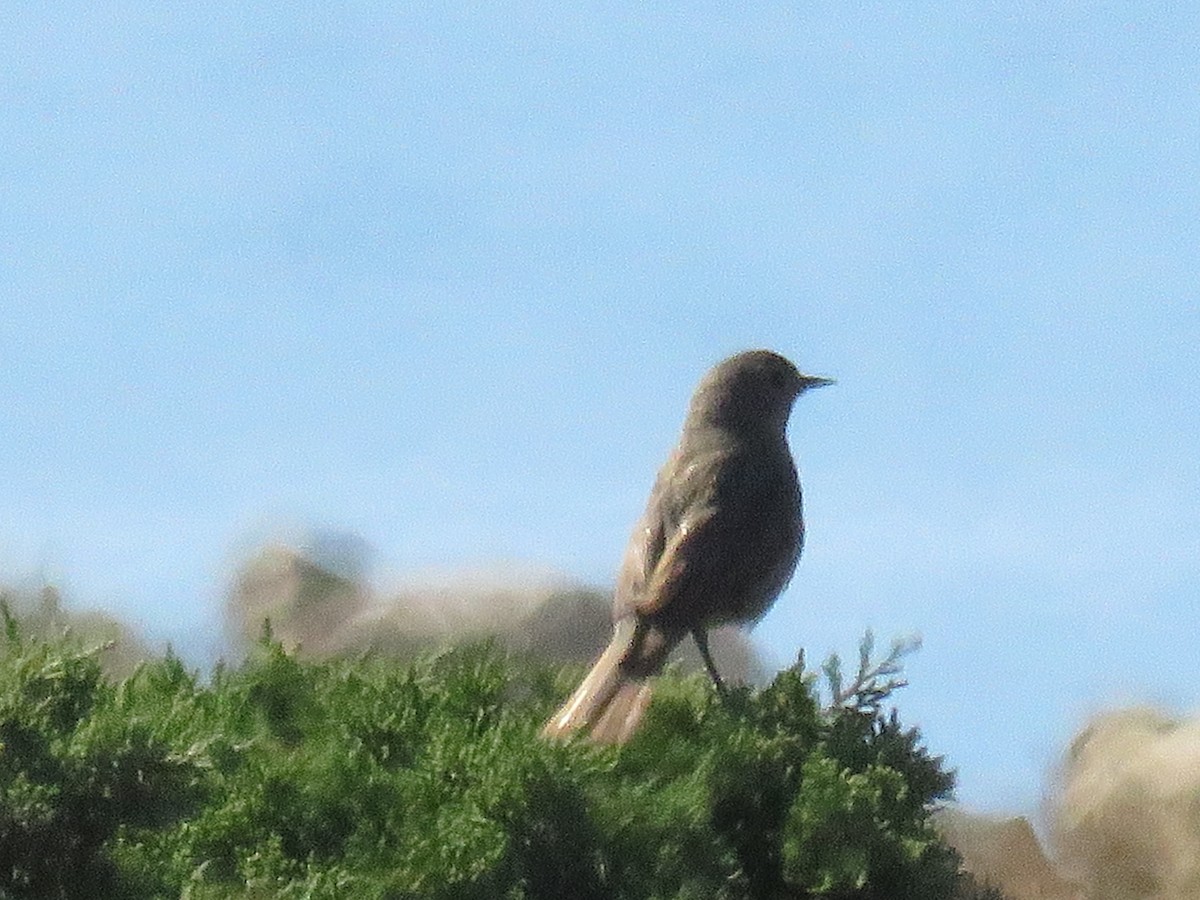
[541,617,674,744]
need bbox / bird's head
[687,349,833,433]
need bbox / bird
[542,349,832,743]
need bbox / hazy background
[3,0,1198,840]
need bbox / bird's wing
[612,477,671,619]
[613,444,728,621]
[630,502,719,618]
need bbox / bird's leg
[692,628,728,698]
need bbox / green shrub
[0,608,1002,899]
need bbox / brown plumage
[542,350,831,743]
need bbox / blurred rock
[225,543,765,683]
[1049,707,1200,900]
[0,583,151,677]
[227,544,368,657]
[938,808,1080,900]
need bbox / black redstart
[543,349,831,742]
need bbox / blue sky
[3,3,1198,813]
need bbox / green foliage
[823,630,921,716]
[0,613,1003,899]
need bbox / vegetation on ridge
[0,605,1002,899]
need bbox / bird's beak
[800,374,835,390]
